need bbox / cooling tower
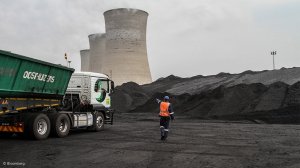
[103,8,152,85]
[80,49,90,71]
[88,33,106,73]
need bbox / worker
[156,96,174,140]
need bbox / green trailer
[0,50,74,98]
[0,50,74,115]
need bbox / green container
[0,50,74,98]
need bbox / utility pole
[68,61,72,68]
[271,51,277,70]
[64,53,68,67]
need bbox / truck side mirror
[110,81,115,93]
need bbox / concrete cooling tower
[88,33,106,73]
[103,8,152,85]
[80,49,90,71]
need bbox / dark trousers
[160,116,170,139]
[160,116,170,129]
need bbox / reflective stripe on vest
[159,102,170,117]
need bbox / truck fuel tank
[73,113,93,127]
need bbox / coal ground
[1,113,300,168]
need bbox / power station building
[88,33,106,73]
[80,49,90,71]
[80,8,152,86]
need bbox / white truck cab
[63,72,115,130]
[66,72,114,109]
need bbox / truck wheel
[50,113,70,138]
[88,112,104,131]
[27,113,50,140]
[95,112,104,131]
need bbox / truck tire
[26,113,51,140]
[50,113,70,138]
[88,112,104,131]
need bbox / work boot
[160,127,165,137]
[163,131,168,140]
[160,126,165,140]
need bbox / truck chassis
[0,98,114,140]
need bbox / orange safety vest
[159,102,170,117]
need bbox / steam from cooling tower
[80,8,152,86]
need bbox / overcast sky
[0,0,299,80]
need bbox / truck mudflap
[0,123,24,133]
[104,109,114,125]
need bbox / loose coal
[111,68,300,124]
[111,82,149,113]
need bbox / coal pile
[142,75,186,95]
[111,67,300,123]
[175,82,300,123]
[111,82,149,113]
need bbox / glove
[156,98,161,103]
[170,115,174,121]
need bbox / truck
[0,50,114,140]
